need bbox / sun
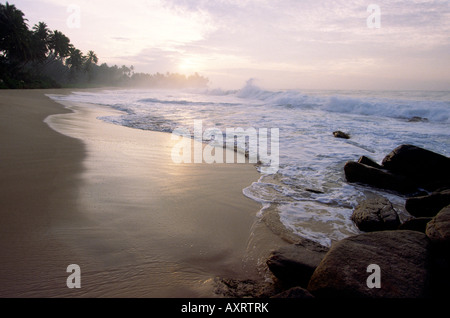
[178,57,203,73]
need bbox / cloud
[111,37,131,42]
[12,0,450,89]
[169,0,450,89]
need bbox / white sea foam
[48,82,450,246]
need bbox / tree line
[0,2,209,89]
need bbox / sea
[49,81,450,247]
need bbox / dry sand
[0,89,285,297]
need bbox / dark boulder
[381,145,450,191]
[405,189,450,217]
[344,161,416,194]
[425,205,450,297]
[351,197,400,232]
[266,241,329,288]
[426,205,450,245]
[307,230,432,298]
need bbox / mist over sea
[50,82,450,246]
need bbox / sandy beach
[0,89,283,297]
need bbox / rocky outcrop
[266,240,329,288]
[344,161,415,194]
[340,145,449,298]
[351,197,400,232]
[344,145,450,195]
[381,145,450,192]
[405,189,450,217]
[222,145,449,299]
[307,231,432,298]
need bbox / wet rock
[307,230,431,298]
[426,205,450,245]
[333,131,350,139]
[344,161,416,194]
[351,197,400,232]
[405,189,450,217]
[381,145,450,191]
[408,116,428,122]
[345,145,449,194]
[426,205,450,297]
[266,241,329,288]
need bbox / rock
[344,145,450,194]
[333,131,350,139]
[344,161,416,194]
[266,240,329,288]
[351,197,400,232]
[405,189,450,217]
[214,278,280,298]
[357,156,382,169]
[307,230,432,298]
[426,205,450,245]
[398,217,432,233]
[271,287,314,298]
[408,116,428,122]
[381,145,450,191]
[425,205,450,297]
[381,144,448,174]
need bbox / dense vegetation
[0,2,209,89]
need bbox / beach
[0,89,277,297]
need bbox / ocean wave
[51,81,450,124]
[137,97,239,107]
[322,96,449,123]
[232,80,450,123]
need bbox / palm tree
[0,2,32,64]
[31,21,50,62]
[86,50,98,65]
[48,30,71,61]
[84,50,98,82]
[121,65,131,77]
[84,50,97,71]
[66,46,85,71]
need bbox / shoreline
[0,88,286,297]
[0,89,87,297]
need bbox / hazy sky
[9,0,450,90]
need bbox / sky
[7,0,450,90]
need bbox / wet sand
[0,89,284,297]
